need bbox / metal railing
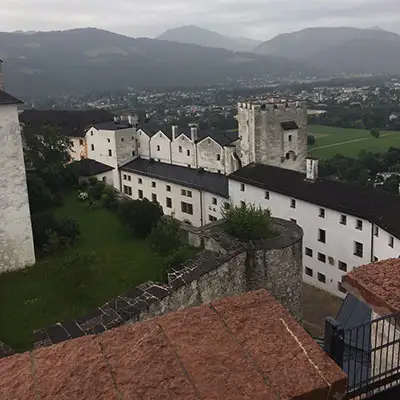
[324,312,400,399]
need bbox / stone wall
[32,218,303,349]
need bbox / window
[241,201,246,208]
[218,170,221,174]
[121,138,124,142]
[318,273,326,283]
[138,189,143,199]
[152,193,157,203]
[291,219,297,223]
[179,146,182,153]
[209,215,218,222]
[318,229,326,244]
[240,184,245,192]
[138,178,142,184]
[288,135,292,142]
[102,177,107,183]
[166,197,172,208]
[374,226,379,237]
[319,208,325,218]
[217,154,221,161]
[265,191,270,200]
[187,190,192,198]
[132,151,135,157]
[389,236,394,248]
[318,253,326,263]
[212,198,217,205]
[91,144,95,151]
[340,215,347,225]
[123,174,127,180]
[127,176,131,181]
[187,150,190,156]
[107,138,111,143]
[123,185,132,196]
[290,199,296,209]
[91,132,93,136]
[181,202,193,215]
[374,256,378,262]
[338,283,346,294]
[166,185,171,192]
[305,267,313,277]
[157,145,160,151]
[338,261,347,272]
[356,220,363,231]
[305,248,313,257]
[181,189,192,198]
[152,181,156,188]
[108,149,112,156]
[354,242,363,258]
[79,139,84,146]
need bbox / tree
[222,203,273,241]
[26,173,54,213]
[370,128,380,138]
[357,169,370,186]
[88,181,106,201]
[118,199,163,238]
[149,216,181,257]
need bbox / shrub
[307,135,316,146]
[118,199,163,238]
[100,186,117,209]
[31,211,59,250]
[161,246,194,280]
[58,218,80,246]
[222,203,273,241]
[370,128,380,138]
[27,174,53,213]
[53,193,64,207]
[149,216,181,257]
[88,181,106,200]
[88,177,98,186]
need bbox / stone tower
[0,60,35,272]
[237,101,308,172]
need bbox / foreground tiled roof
[230,163,400,238]
[121,158,229,198]
[343,258,400,316]
[0,90,23,105]
[0,290,346,399]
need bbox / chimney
[190,126,198,142]
[114,116,120,124]
[0,60,4,91]
[306,157,319,181]
[128,115,139,127]
[172,125,178,140]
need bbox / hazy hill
[0,28,317,98]
[255,27,400,74]
[157,25,261,52]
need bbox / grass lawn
[308,125,400,159]
[0,193,163,351]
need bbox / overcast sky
[2,0,400,40]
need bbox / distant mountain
[0,28,318,98]
[157,25,261,52]
[255,27,400,75]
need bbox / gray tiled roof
[93,120,132,131]
[121,158,229,198]
[73,158,114,177]
[0,90,23,105]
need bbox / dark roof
[20,109,115,138]
[93,120,132,131]
[198,130,239,147]
[281,121,299,131]
[72,158,114,177]
[121,158,229,198]
[230,163,400,238]
[0,90,23,105]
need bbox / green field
[0,193,163,351]
[308,125,400,159]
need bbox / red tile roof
[343,258,400,316]
[0,290,346,399]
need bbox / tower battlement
[237,101,305,113]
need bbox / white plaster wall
[68,137,87,161]
[202,192,226,224]
[229,179,372,298]
[373,227,400,261]
[171,134,196,168]
[197,138,225,173]
[136,129,150,159]
[149,131,171,163]
[92,170,115,186]
[0,104,35,272]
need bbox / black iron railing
[324,312,400,399]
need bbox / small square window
[157,145,160,151]
[318,273,326,283]
[356,220,363,231]
[166,197,172,208]
[265,191,270,200]
[340,215,347,225]
[338,282,346,293]
[318,253,326,263]
[389,236,394,248]
[152,193,157,203]
[132,150,136,157]
[209,215,218,222]
[319,208,325,218]
[127,176,131,181]
[374,226,379,237]
[305,248,313,257]
[123,174,127,180]
[217,154,221,161]
[318,229,326,243]
[79,139,84,146]
[187,150,190,156]
[91,144,95,151]
[338,261,347,272]
[108,149,112,156]
[166,185,171,192]
[354,242,363,258]
[181,189,186,196]
[288,135,292,142]
[212,198,217,205]
[138,189,143,199]
[179,146,182,153]
[305,267,313,277]
[138,178,142,184]
[290,199,296,209]
[152,182,156,188]
[187,191,192,198]
[240,184,245,192]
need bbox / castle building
[0,61,35,272]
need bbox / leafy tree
[31,211,59,250]
[88,181,106,200]
[118,199,163,238]
[370,128,380,138]
[222,203,273,241]
[26,173,53,213]
[357,169,370,186]
[307,135,316,146]
[149,216,181,257]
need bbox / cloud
[2,0,400,39]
